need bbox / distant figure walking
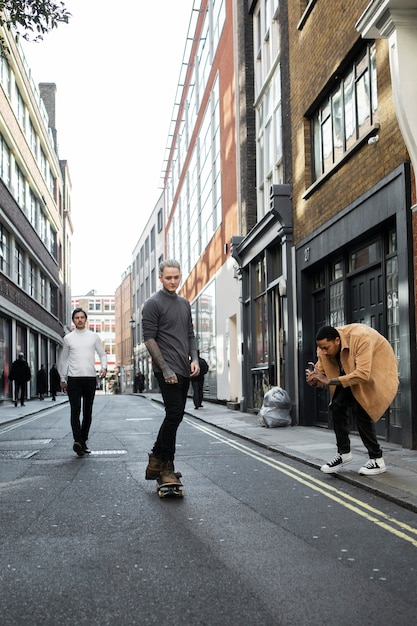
[36,364,48,400]
[49,364,61,401]
[134,371,145,393]
[191,351,208,409]
[9,353,31,407]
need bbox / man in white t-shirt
[59,308,107,456]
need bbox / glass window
[15,86,26,130]
[332,260,344,281]
[15,244,26,289]
[255,294,268,364]
[0,134,11,187]
[313,268,325,291]
[15,164,26,210]
[254,257,266,296]
[157,208,163,233]
[166,78,221,276]
[50,284,57,316]
[256,62,283,218]
[0,223,10,276]
[191,280,216,396]
[30,260,38,299]
[329,281,345,327]
[0,54,10,96]
[386,253,400,426]
[28,118,37,155]
[40,273,46,306]
[312,43,378,180]
[349,241,380,272]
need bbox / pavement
[1,393,417,513]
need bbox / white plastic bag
[258,386,292,428]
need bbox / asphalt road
[1,394,417,625]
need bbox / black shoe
[14,401,17,407]
[73,442,84,456]
[194,406,199,409]
[21,403,25,406]
[82,443,91,454]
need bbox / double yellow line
[185,417,417,548]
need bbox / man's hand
[190,360,200,378]
[60,381,67,394]
[164,370,178,384]
[306,370,331,386]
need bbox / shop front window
[255,294,268,364]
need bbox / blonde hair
[159,259,180,276]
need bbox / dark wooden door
[348,266,387,437]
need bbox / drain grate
[0,450,39,459]
[0,439,51,448]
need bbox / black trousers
[14,381,26,405]
[330,386,382,458]
[191,380,204,408]
[153,373,189,461]
[67,377,96,443]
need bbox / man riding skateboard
[142,259,200,486]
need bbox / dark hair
[72,307,88,321]
[315,325,340,341]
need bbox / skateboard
[156,477,184,498]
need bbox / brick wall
[288,0,410,244]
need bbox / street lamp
[129,317,135,391]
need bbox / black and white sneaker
[358,457,386,475]
[82,443,91,454]
[320,452,353,474]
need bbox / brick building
[120,0,417,448]
[115,267,133,392]
[289,0,416,447]
[0,25,72,401]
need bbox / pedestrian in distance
[36,364,48,400]
[9,352,31,407]
[134,370,145,393]
[191,350,208,409]
[305,323,399,476]
[59,308,107,456]
[142,259,200,485]
[49,363,61,401]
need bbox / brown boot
[146,453,182,480]
[160,460,182,486]
[145,453,162,480]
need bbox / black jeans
[67,377,96,443]
[330,386,382,458]
[153,373,189,461]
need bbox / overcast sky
[22,0,194,295]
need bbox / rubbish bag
[258,386,292,428]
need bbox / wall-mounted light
[368,134,379,145]
[278,277,287,297]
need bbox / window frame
[310,42,378,184]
